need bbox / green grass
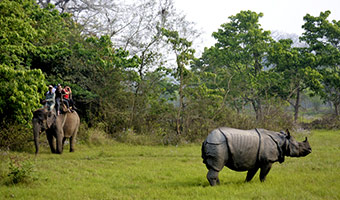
[0,130,339,200]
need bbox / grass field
[0,130,339,200]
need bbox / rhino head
[285,129,312,157]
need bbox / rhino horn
[304,137,308,142]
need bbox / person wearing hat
[45,85,56,112]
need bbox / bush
[6,156,36,185]
[181,105,295,144]
[258,104,295,132]
[78,123,115,146]
[0,66,46,126]
[76,123,90,144]
[116,128,167,146]
[301,114,340,129]
[0,122,34,152]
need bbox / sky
[174,0,340,51]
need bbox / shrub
[116,128,167,146]
[78,123,114,146]
[6,156,36,185]
[258,104,295,131]
[76,123,90,144]
[0,122,33,152]
[301,114,340,129]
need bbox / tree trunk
[293,88,301,123]
[176,58,183,135]
[130,59,145,129]
[130,84,140,129]
[251,99,262,121]
[333,102,339,116]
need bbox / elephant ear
[46,111,56,128]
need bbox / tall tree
[301,11,340,115]
[196,10,274,120]
[161,28,195,135]
[267,39,322,122]
[0,0,59,126]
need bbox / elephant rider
[45,85,55,112]
[55,84,62,115]
[62,86,75,112]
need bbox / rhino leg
[259,163,272,182]
[207,169,220,186]
[245,167,259,182]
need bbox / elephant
[201,127,312,186]
[32,108,80,154]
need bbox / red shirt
[62,89,70,99]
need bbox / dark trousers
[63,99,70,108]
[55,97,61,112]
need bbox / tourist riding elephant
[201,127,312,186]
[32,108,80,154]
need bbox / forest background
[1,0,340,150]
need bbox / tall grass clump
[5,156,36,185]
[77,123,112,145]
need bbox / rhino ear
[286,129,291,139]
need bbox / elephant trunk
[33,119,41,154]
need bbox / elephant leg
[56,133,64,154]
[69,136,76,152]
[245,167,259,182]
[69,127,79,153]
[207,169,220,186]
[259,163,272,182]
[46,132,56,153]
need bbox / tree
[0,0,38,68]
[267,39,322,122]
[161,28,195,135]
[0,66,46,125]
[0,0,50,126]
[301,11,340,115]
[196,10,274,120]
[63,35,140,131]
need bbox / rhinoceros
[201,127,312,186]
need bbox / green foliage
[0,0,37,68]
[301,10,340,115]
[212,10,272,74]
[267,38,323,121]
[0,122,32,151]
[129,72,177,137]
[0,65,46,125]
[6,156,36,185]
[268,39,322,96]
[63,35,141,131]
[0,0,72,126]
[161,28,196,135]
[194,10,277,120]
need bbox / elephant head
[32,108,56,154]
[285,129,312,157]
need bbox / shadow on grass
[161,176,247,188]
